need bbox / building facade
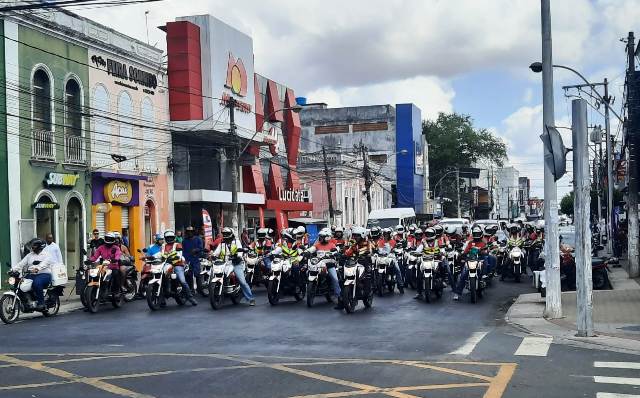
[518,176,530,217]
[299,103,426,216]
[495,166,520,219]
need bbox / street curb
[505,293,640,355]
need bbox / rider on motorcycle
[11,239,52,311]
[293,226,308,249]
[212,227,255,306]
[312,228,343,309]
[161,230,197,306]
[182,226,204,293]
[331,226,347,249]
[453,226,489,301]
[90,232,123,296]
[344,227,374,289]
[507,224,525,248]
[377,228,405,294]
[249,228,274,270]
[414,227,451,299]
[434,225,449,247]
[146,233,164,257]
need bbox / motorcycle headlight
[344,266,357,277]
[82,264,88,271]
[213,265,224,273]
[271,262,282,272]
[151,264,163,273]
[89,268,99,277]
[468,261,478,270]
[8,277,15,285]
[422,261,433,270]
[308,263,318,272]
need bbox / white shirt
[12,252,53,274]
[43,242,63,264]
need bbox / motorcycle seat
[592,258,606,266]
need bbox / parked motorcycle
[420,254,444,302]
[1,268,63,324]
[83,259,125,313]
[267,253,306,305]
[373,249,398,296]
[341,256,373,314]
[208,259,242,310]
[145,251,190,310]
[306,247,337,307]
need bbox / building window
[92,84,111,167]
[64,79,82,136]
[141,97,156,172]
[118,91,136,168]
[32,68,52,131]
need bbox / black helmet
[31,239,46,253]
[485,224,498,236]
[370,226,382,240]
[424,227,436,241]
[222,227,234,242]
[413,228,424,239]
[471,226,483,239]
[433,224,444,237]
[333,226,344,239]
[509,224,521,235]
[164,230,176,244]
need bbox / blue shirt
[146,244,162,257]
[182,236,204,266]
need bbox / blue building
[299,103,428,215]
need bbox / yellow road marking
[0,354,155,398]
[394,360,495,382]
[0,380,77,390]
[483,363,517,398]
[99,364,259,380]
[0,354,140,368]
[287,383,492,398]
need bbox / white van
[367,208,416,229]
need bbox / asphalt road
[0,276,638,398]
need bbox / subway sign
[43,172,79,188]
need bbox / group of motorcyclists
[4,218,547,322]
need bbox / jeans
[392,260,404,287]
[484,255,497,275]
[27,273,51,305]
[263,256,272,271]
[327,266,341,296]
[173,266,193,298]
[234,264,254,301]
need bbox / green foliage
[560,192,574,216]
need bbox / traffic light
[540,125,570,181]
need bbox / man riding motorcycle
[453,226,490,301]
[146,233,164,257]
[312,228,343,309]
[212,227,255,306]
[375,228,405,294]
[414,227,451,299]
[331,226,347,249]
[11,239,53,311]
[293,226,308,249]
[249,228,274,270]
[161,230,197,306]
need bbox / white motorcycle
[501,246,524,283]
[373,249,397,296]
[208,259,242,310]
[420,254,444,302]
[267,254,306,305]
[1,267,65,324]
[465,254,485,304]
[341,256,373,314]
[306,248,337,307]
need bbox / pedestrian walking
[43,233,63,264]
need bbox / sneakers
[453,293,460,301]
[249,299,256,306]
[188,297,198,306]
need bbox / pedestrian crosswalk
[594,361,640,398]
[447,333,554,357]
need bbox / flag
[202,209,213,247]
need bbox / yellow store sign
[104,180,133,204]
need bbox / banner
[202,209,213,247]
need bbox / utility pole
[604,78,615,255]
[541,0,562,318]
[572,98,594,337]
[228,97,240,235]
[322,146,335,225]
[627,31,640,278]
[456,167,461,217]
[361,143,373,214]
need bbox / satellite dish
[540,125,571,181]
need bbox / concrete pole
[229,98,240,236]
[628,32,640,278]
[604,79,615,255]
[541,0,562,318]
[456,168,461,218]
[572,99,594,337]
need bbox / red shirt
[345,241,374,257]
[376,238,396,249]
[463,239,487,254]
[250,239,273,255]
[314,241,337,251]
[330,238,346,247]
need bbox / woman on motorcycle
[11,239,52,311]
[90,232,123,297]
[213,227,255,306]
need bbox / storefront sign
[43,172,79,188]
[91,54,158,94]
[104,180,133,204]
[277,188,309,203]
[220,53,252,113]
[95,203,112,213]
[32,201,60,210]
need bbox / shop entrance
[65,197,83,273]
[35,194,57,240]
[144,200,156,245]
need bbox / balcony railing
[31,130,55,161]
[64,134,86,164]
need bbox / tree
[560,191,574,216]
[424,113,508,217]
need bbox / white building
[494,167,520,219]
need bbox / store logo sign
[278,188,309,203]
[44,172,79,188]
[224,52,247,97]
[104,180,133,204]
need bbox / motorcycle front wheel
[85,286,100,313]
[199,276,210,297]
[469,277,477,304]
[375,274,384,297]
[111,290,124,309]
[423,277,432,303]
[209,283,223,310]
[294,281,306,302]
[514,266,521,283]
[0,295,20,324]
[124,279,137,302]
[43,295,60,317]
[267,279,280,306]
[342,285,356,313]
[306,281,317,307]
[146,284,161,311]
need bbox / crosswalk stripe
[514,337,553,356]
[597,393,640,398]
[595,362,640,370]
[448,331,488,355]
[595,376,640,386]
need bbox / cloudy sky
[77,0,638,198]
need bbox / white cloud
[306,76,455,120]
[523,88,533,104]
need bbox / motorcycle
[83,259,125,313]
[145,251,190,310]
[267,253,306,305]
[121,255,138,302]
[405,250,421,290]
[341,256,373,314]
[245,251,267,288]
[306,248,338,307]
[537,250,614,296]
[373,249,398,296]
[197,257,212,297]
[445,247,461,286]
[208,259,242,310]
[1,268,64,324]
[464,252,485,304]
[501,246,525,283]
[420,253,445,302]
[392,244,409,288]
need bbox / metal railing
[64,134,86,164]
[31,130,55,161]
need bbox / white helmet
[351,226,366,237]
[293,226,306,238]
[319,227,332,242]
[444,225,457,235]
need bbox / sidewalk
[506,264,640,354]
